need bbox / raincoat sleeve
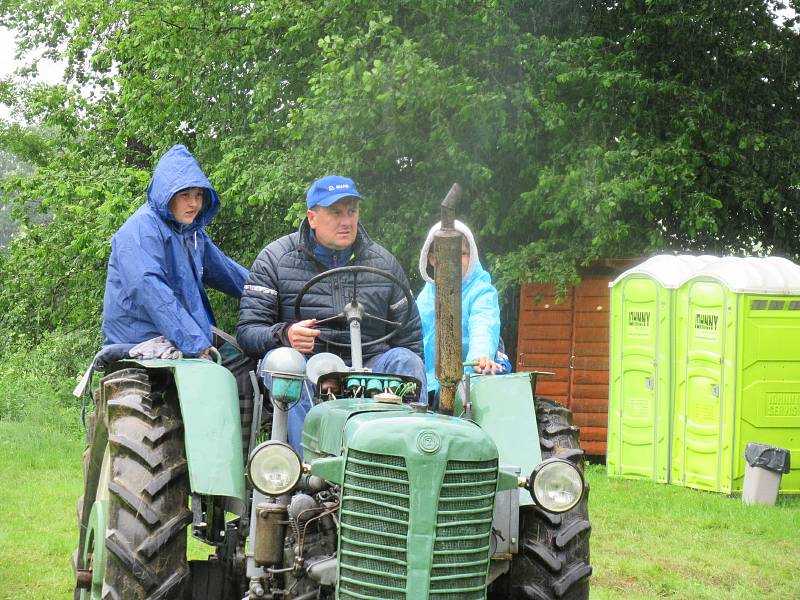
[464,281,500,364]
[236,247,284,358]
[415,283,437,389]
[114,223,212,355]
[387,257,424,359]
[201,236,249,298]
[415,284,435,347]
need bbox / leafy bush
[0,330,94,439]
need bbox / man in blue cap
[237,175,425,453]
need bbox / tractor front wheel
[497,397,592,600]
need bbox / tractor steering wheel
[293,265,414,349]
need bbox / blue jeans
[262,347,426,457]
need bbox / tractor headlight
[247,441,302,496]
[529,458,584,513]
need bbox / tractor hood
[302,398,417,460]
[302,398,501,480]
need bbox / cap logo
[307,176,360,208]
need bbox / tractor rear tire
[79,368,191,600]
[496,397,592,600]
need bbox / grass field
[0,420,84,600]
[1,414,799,599]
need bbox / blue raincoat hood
[147,144,219,232]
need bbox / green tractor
[73,192,591,600]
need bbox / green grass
[1,413,800,599]
[586,462,800,599]
[0,420,84,600]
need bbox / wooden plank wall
[517,285,573,406]
[516,277,613,457]
[571,278,611,457]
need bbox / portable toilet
[607,255,717,482]
[672,256,800,494]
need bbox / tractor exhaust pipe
[434,183,463,415]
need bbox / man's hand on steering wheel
[288,319,320,354]
[293,265,415,349]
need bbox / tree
[0,0,799,349]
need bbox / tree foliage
[1,0,799,348]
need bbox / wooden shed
[515,260,638,458]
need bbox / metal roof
[610,254,718,289]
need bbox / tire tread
[492,395,591,600]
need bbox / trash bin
[741,442,791,506]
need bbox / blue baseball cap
[306,175,363,209]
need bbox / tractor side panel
[460,372,542,506]
[122,359,246,504]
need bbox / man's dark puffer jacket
[236,219,423,364]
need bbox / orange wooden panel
[518,339,572,355]
[575,296,610,312]
[571,342,609,357]
[517,354,564,371]
[573,412,608,428]
[572,357,609,371]
[531,367,570,382]
[537,381,569,397]
[520,324,573,341]
[569,397,609,413]
[572,327,608,343]
[581,440,607,456]
[574,311,609,327]
[571,400,609,418]
[571,369,609,385]
[571,383,609,399]
[520,310,573,326]
[578,426,608,441]
[522,353,570,368]
[521,298,573,312]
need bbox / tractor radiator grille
[430,459,497,598]
[339,450,410,600]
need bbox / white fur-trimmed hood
[418,220,478,284]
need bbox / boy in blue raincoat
[416,220,511,398]
[101,144,249,356]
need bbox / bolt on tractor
[72,186,591,599]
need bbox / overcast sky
[0,26,65,121]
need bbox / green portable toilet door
[615,277,661,479]
[680,280,728,492]
[738,295,800,494]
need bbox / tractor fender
[121,358,246,505]
[456,372,543,506]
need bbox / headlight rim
[247,440,303,496]
[528,457,585,513]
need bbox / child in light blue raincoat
[416,220,511,396]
